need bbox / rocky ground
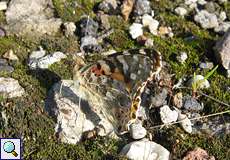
[0,0,230,159]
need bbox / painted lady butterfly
[73,49,162,133]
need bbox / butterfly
[73,49,162,134]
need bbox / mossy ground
[0,0,230,159]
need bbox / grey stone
[120,139,170,160]
[0,65,14,73]
[80,17,99,37]
[80,36,102,53]
[194,10,219,29]
[98,13,110,30]
[133,0,151,16]
[150,88,168,108]
[0,77,25,98]
[98,0,117,14]
[214,28,230,70]
[5,0,62,37]
[178,112,193,133]
[219,11,227,22]
[0,59,8,65]
[183,96,203,111]
[129,120,147,140]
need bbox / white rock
[63,22,76,37]
[120,139,170,160]
[188,75,210,89]
[178,113,192,133]
[219,11,227,22]
[46,80,116,144]
[145,38,154,47]
[149,20,159,35]
[142,14,154,27]
[214,22,230,33]
[197,0,207,5]
[28,50,66,69]
[129,23,143,39]
[130,120,147,140]
[226,70,230,78]
[160,105,178,124]
[185,0,197,5]
[0,77,25,98]
[175,7,187,16]
[177,52,188,64]
[0,1,7,11]
[29,46,46,59]
[189,2,198,10]
[194,10,219,29]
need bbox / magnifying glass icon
[3,141,18,157]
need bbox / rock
[144,38,154,47]
[0,59,8,65]
[187,75,210,89]
[219,11,227,22]
[121,0,135,21]
[160,105,178,124]
[80,36,101,53]
[129,120,147,140]
[120,139,170,160]
[29,47,46,59]
[204,2,216,13]
[129,23,143,39]
[150,88,168,108]
[142,14,159,35]
[98,13,110,30]
[3,49,19,61]
[189,2,197,10]
[193,115,230,136]
[194,10,219,29]
[63,22,76,37]
[98,0,118,14]
[0,77,25,98]
[185,0,197,5]
[0,65,14,73]
[214,21,230,33]
[177,51,188,64]
[28,50,66,69]
[133,0,152,16]
[183,96,203,111]
[199,62,214,69]
[214,28,230,70]
[0,1,7,11]
[175,7,188,17]
[197,0,207,5]
[218,0,227,4]
[45,80,116,144]
[5,0,62,37]
[183,147,215,160]
[80,17,99,37]
[0,27,5,37]
[173,92,183,108]
[178,113,193,133]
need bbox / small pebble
[133,0,151,16]
[197,0,207,5]
[194,10,219,29]
[185,0,197,5]
[174,7,188,17]
[63,22,76,37]
[129,120,147,140]
[80,17,99,37]
[0,65,14,73]
[178,113,193,133]
[226,70,230,78]
[219,11,227,22]
[98,0,117,14]
[160,105,178,124]
[144,38,154,47]
[129,23,143,39]
[183,96,203,111]
[173,92,183,108]
[177,52,188,64]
